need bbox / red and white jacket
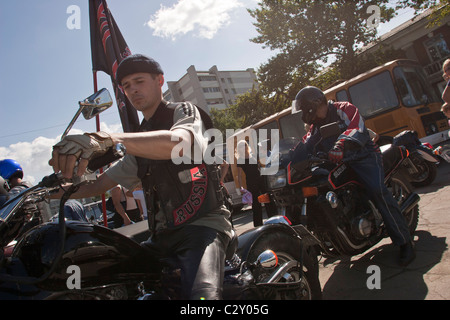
[303,101,370,148]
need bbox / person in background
[0,159,52,222]
[111,185,142,227]
[0,159,33,195]
[63,199,88,222]
[132,184,147,220]
[441,59,450,126]
[0,176,9,207]
[442,59,450,105]
[236,140,276,227]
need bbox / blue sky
[0,0,415,184]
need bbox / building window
[424,34,450,62]
[203,87,221,93]
[199,76,217,81]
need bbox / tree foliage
[248,0,396,95]
[396,0,449,27]
[211,0,445,131]
[211,88,290,135]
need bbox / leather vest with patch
[136,101,223,233]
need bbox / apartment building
[163,65,258,114]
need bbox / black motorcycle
[378,130,440,188]
[259,123,420,257]
[0,89,321,300]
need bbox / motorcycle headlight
[267,169,286,190]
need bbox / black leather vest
[136,101,223,233]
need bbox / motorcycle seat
[381,144,406,176]
[139,228,239,263]
[225,229,238,261]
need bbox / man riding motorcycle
[0,159,52,223]
[0,159,33,196]
[290,86,415,266]
[48,54,232,299]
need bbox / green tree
[212,1,443,132]
[248,0,396,95]
[211,88,290,135]
[396,0,449,27]
[210,104,243,136]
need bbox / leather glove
[328,139,345,164]
[53,131,114,161]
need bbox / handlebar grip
[39,173,62,188]
[87,144,125,172]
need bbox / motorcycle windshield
[266,137,300,168]
[0,187,37,221]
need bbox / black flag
[89,0,139,133]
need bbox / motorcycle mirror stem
[61,88,113,140]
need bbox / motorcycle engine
[350,199,380,240]
[353,217,373,239]
[339,189,379,240]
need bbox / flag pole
[93,70,109,227]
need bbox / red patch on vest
[173,164,208,226]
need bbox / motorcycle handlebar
[308,152,329,163]
[87,144,125,172]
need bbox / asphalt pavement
[233,159,450,300]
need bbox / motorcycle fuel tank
[6,221,157,292]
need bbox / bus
[324,59,448,145]
[225,59,449,204]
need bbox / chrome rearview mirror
[61,88,113,139]
[80,88,114,120]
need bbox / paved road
[233,160,450,300]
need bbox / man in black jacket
[49,54,232,299]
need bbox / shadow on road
[321,230,447,299]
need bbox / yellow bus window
[279,112,307,139]
[348,71,399,118]
[393,66,440,107]
[336,90,349,102]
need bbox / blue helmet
[0,159,24,180]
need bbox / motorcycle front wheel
[246,231,322,300]
[388,174,419,234]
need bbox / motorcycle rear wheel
[410,160,437,188]
[247,231,322,300]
